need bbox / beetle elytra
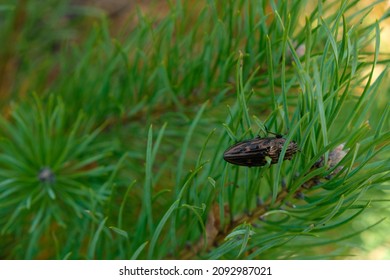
[223,136,299,167]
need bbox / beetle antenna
[265,126,283,138]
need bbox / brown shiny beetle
[223,135,299,167]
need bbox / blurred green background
[0,0,389,259]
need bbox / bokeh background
[1,0,389,259]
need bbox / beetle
[223,135,299,167]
